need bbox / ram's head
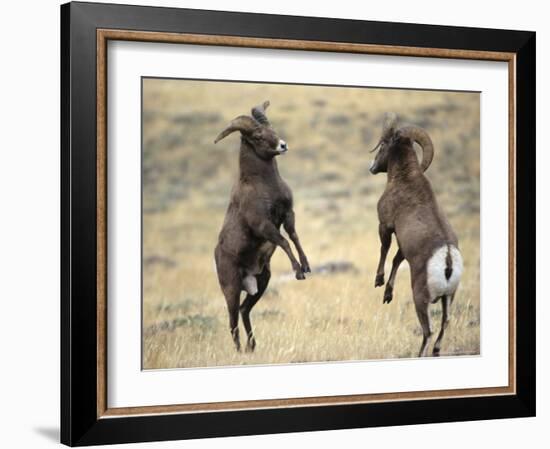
[369,112,434,174]
[214,101,288,159]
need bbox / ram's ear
[370,139,382,153]
[214,116,259,143]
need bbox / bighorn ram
[214,101,310,352]
[369,113,463,357]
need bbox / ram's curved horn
[398,125,434,172]
[251,100,270,125]
[214,116,259,143]
[370,112,398,152]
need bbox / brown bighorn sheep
[214,101,310,352]
[369,113,463,357]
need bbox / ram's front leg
[375,223,392,287]
[252,218,305,280]
[383,247,404,303]
[283,210,310,274]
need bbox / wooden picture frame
[61,1,535,446]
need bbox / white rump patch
[242,275,258,295]
[426,245,463,300]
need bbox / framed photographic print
[60,1,535,446]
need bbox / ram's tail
[444,246,453,280]
[427,244,463,302]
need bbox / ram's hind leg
[220,283,242,352]
[215,247,242,352]
[433,294,452,356]
[240,266,271,352]
[414,302,433,357]
[412,277,433,357]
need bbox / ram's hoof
[375,274,385,287]
[295,271,306,280]
[246,339,256,353]
[383,289,393,304]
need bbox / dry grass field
[142,78,480,369]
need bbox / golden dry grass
[142,79,480,369]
